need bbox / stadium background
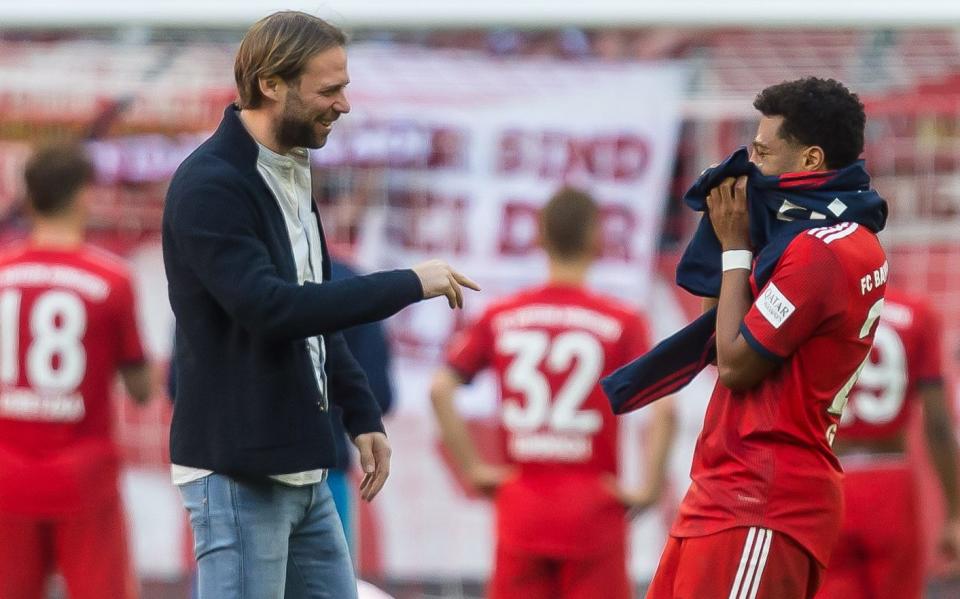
[0,1,959,597]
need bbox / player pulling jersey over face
[0,144,151,599]
[431,187,676,599]
[647,77,888,599]
[672,222,887,565]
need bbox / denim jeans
[179,473,357,599]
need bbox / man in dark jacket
[162,11,478,599]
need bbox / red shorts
[647,527,823,599]
[0,496,137,599]
[815,461,922,599]
[489,541,631,599]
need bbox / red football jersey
[838,288,942,441]
[0,243,145,517]
[446,282,650,557]
[673,222,888,567]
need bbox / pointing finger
[451,270,481,292]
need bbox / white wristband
[722,250,753,272]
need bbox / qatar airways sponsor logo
[0,263,109,300]
[0,388,85,422]
[492,305,622,341]
[509,432,592,462]
[756,283,795,329]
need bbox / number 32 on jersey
[496,329,604,462]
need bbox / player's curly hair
[753,77,866,169]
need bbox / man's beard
[275,91,325,150]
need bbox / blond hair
[234,11,346,109]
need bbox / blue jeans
[179,473,357,599]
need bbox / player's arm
[644,396,676,500]
[614,396,677,514]
[114,274,152,405]
[707,176,777,390]
[611,313,677,510]
[430,367,511,497]
[922,382,960,525]
[119,363,152,405]
[921,378,960,561]
[924,382,960,562]
[891,301,960,538]
[912,301,960,557]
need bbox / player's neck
[547,259,590,287]
[30,219,85,248]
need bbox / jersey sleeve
[741,235,846,361]
[112,274,147,366]
[445,311,494,383]
[913,302,944,385]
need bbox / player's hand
[353,432,391,502]
[412,259,481,309]
[706,175,751,251]
[466,463,515,498]
[604,475,661,520]
[940,517,960,565]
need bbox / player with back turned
[0,144,152,599]
[646,78,889,599]
[431,187,676,599]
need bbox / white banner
[336,49,688,360]
[329,49,690,580]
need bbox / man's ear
[257,76,283,103]
[802,145,827,171]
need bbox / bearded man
[162,11,479,599]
